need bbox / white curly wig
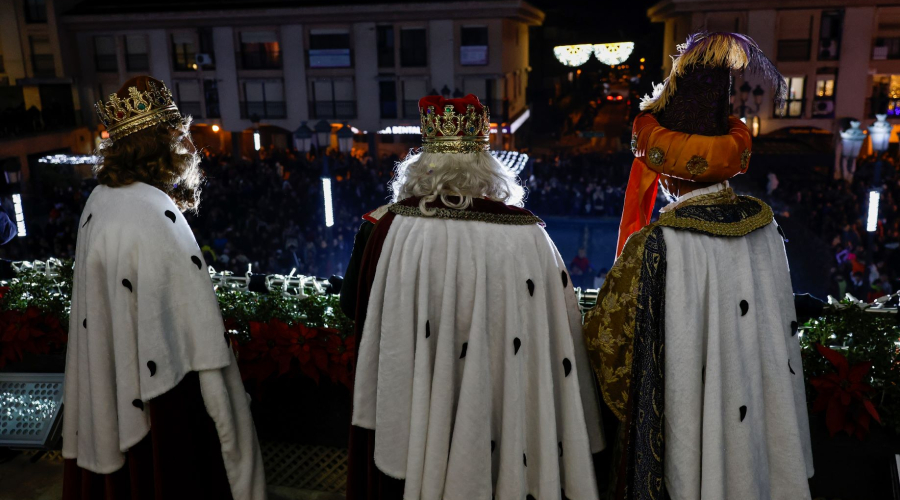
[390,150,525,215]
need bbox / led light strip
[12,194,26,237]
[322,178,334,228]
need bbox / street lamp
[294,121,314,153]
[336,123,355,153]
[839,120,866,181]
[441,85,451,98]
[752,85,765,107]
[870,114,891,154]
[250,114,261,152]
[314,119,332,152]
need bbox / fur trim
[640,32,787,115]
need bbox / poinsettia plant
[809,344,882,439]
[800,302,900,437]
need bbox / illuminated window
[777,76,805,118]
[171,33,196,72]
[240,31,281,70]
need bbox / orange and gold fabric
[616,112,753,257]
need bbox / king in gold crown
[418,94,491,154]
[95,77,182,141]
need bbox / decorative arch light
[592,42,635,66]
[553,45,594,67]
[554,42,635,68]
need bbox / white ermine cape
[62,182,266,499]
[352,209,605,500]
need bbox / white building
[58,0,543,155]
[648,0,900,138]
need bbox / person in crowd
[583,33,813,499]
[570,248,592,289]
[62,76,265,500]
[341,94,604,500]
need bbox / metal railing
[309,100,356,119]
[240,100,286,119]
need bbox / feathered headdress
[640,32,787,114]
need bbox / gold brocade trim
[741,148,751,170]
[421,137,491,154]
[657,188,774,237]
[583,224,655,422]
[647,147,665,167]
[388,203,544,226]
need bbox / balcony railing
[309,100,356,119]
[178,101,203,118]
[95,54,117,72]
[240,49,282,70]
[240,100,286,119]
[126,54,149,72]
[32,55,55,77]
[868,96,900,118]
[777,39,811,62]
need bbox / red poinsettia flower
[810,343,882,440]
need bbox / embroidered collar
[389,197,544,226]
[660,181,730,213]
[656,187,774,237]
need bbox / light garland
[491,150,529,176]
[592,42,635,66]
[12,194,25,237]
[37,154,98,165]
[553,45,594,67]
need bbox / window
[869,74,900,118]
[780,76,806,118]
[379,81,397,118]
[30,36,54,77]
[204,79,220,118]
[171,33,196,72]
[175,81,202,118]
[818,10,843,61]
[376,26,395,68]
[240,31,281,70]
[812,72,837,118]
[309,30,351,68]
[400,28,427,67]
[402,79,427,118]
[460,26,488,66]
[777,40,811,61]
[309,79,355,119]
[125,35,149,72]
[873,38,900,60]
[241,80,285,119]
[94,36,117,73]
[197,28,215,69]
[23,0,47,23]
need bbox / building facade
[648,0,900,137]
[0,0,93,182]
[58,0,543,156]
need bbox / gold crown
[95,80,181,141]
[419,103,491,154]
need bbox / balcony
[178,101,203,118]
[240,100,286,119]
[309,100,356,119]
[777,39,811,62]
[32,55,55,77]
[126,54,149,72]
[867,96,900,118]
[95,54,117,73]
[240,49,282,70]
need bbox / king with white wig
[341,94,605,500]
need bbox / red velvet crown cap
[418,94,486,136]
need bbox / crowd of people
[765,154,900,302]
[3,144,898,304]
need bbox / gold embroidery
[657,189,774,236]
[684,155,708,175]
[583,224,656,421]
[647,147,665,167]
[741,148,751,170]
[388,203,543,226]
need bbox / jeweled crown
[418,94,490,154]
[95,78,182,141]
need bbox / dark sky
[529,0,659,44]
